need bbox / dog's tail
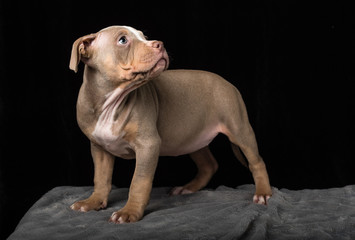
[231,143,249,169]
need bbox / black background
[1,1,354,238]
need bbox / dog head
[69,26,169,83]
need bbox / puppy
[69,26,272,223]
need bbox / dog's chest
[92,123,132,158]
[92,122,132,158]
[91,88,135,158]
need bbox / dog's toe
[109,212,126,224]
[170,186,194,195]
[70,197,107,212]
[70,202,89,212]
[253,194,271,205]
[109,207,142,224]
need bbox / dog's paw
[253,194,271,205]
[170,186,194,195]
[109,207,143,224]
[70,197,107,212]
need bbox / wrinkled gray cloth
[8,185,355,240]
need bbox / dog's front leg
[110,138,161,224]
[71,142,115,212]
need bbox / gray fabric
[8,185,355,240]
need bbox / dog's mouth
[132,55,169,80]
[151,57,169,73]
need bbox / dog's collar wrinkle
[102,83,136,112]
[101,79,147,113]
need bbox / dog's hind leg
[170,146,218,195]
[224,121,272,204]
[219,88,272,204]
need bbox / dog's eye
[118,36,128,45]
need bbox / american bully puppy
[69,26,272,223]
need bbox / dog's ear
[69,34,96,73]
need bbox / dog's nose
[150,41,163,50]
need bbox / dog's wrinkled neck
[83,65,148,116]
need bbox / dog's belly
[92,124,219,158]
[159,126,220,156]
